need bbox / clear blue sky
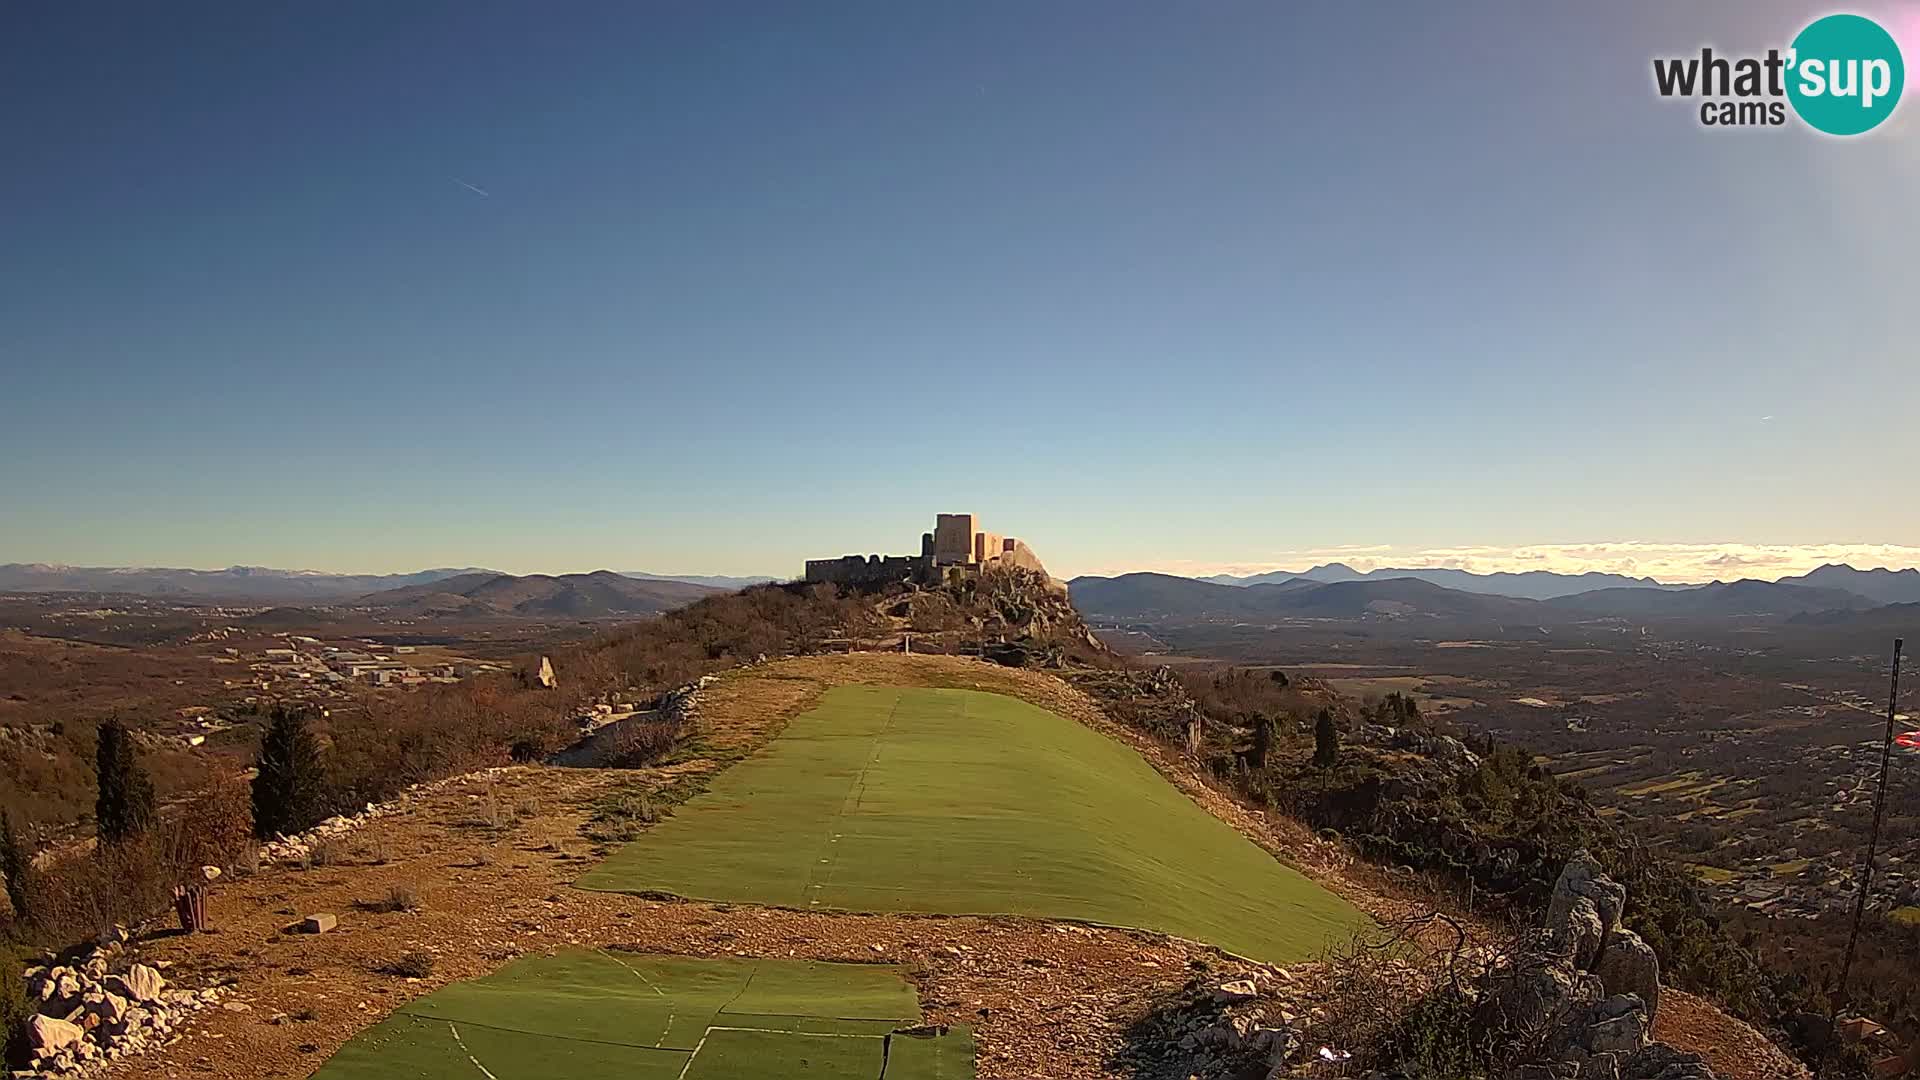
[4,2,1916,580]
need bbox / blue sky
[3,2,1916,581]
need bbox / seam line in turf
[715,963,761,1019]
[446,1022,501,1080]
[803,690,902,905]
[397,1012,695,1053]
[595,948,674,1048]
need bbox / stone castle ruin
[804,513,1050,588]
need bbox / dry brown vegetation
[0,633,230,828]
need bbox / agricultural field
[1315,672,1483,713]
[314,951,972,1079]
[580,685,1366,963]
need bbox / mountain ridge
[1070,570,1886,622]
[356,570,718,618]
[0,563,772,603]
[1201,562,1689,599]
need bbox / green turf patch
[313,1014,692,1080]
[884,1026,978,1079]
[682,1028,884,1077]
[578,685,1368,962]
[313,952,971,1079]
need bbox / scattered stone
[1210,979,1259,1004]
[15,942,224,1077]
[299,913,338,934]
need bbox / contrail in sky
[452,178,490,197]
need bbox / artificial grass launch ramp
[579,684,1366,962]
[312,951,974,1079]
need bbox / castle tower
[933,514,978,565]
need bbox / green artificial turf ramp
[312,951,971,1079]
[578,684,1367,962]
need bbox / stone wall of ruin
[803,553,932,586]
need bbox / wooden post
[174,885,209,933]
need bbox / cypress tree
[252,706,328,839]
[95,720,156,842]
[1248,714,1274,769]
[1313,708,1339,768]
[0,810,29,922]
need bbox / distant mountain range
[1200,562,1686,600]
[622,572,783,590]
[1541,580,1879,618]
[0,563,775,603]
[356,571,718,618]
[1071,567,1898,623]
[1774,564,1920,606]
[0,563,494,602]
[1195,561,1920,605]
[1068,573,1539,621]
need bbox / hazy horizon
[8,537,1920,586]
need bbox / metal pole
[1830,638,1904,1057]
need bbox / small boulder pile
[16,932,227,1077]
[1122,964,1326,1079]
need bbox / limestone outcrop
[1480,850,1713,1080]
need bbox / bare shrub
[303,837,347,869]
[18,834,179,945]
[1313,913,1516,1078]
[469,786,510,830]
[376,951,435,979]
[9,772,259,947]
[359,832,394,865]
[602,717,681,769]
[585,787,658,844]
[364,883,421,913]
[166,774,255,872]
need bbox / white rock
[28,1014,86,1054]
[107,964,166,1004]
[1211,979,1259,1004]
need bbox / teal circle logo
[1787,14,1904,135]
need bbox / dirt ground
[96,653,1796,1080]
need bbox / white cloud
[1077,542,1920,584]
